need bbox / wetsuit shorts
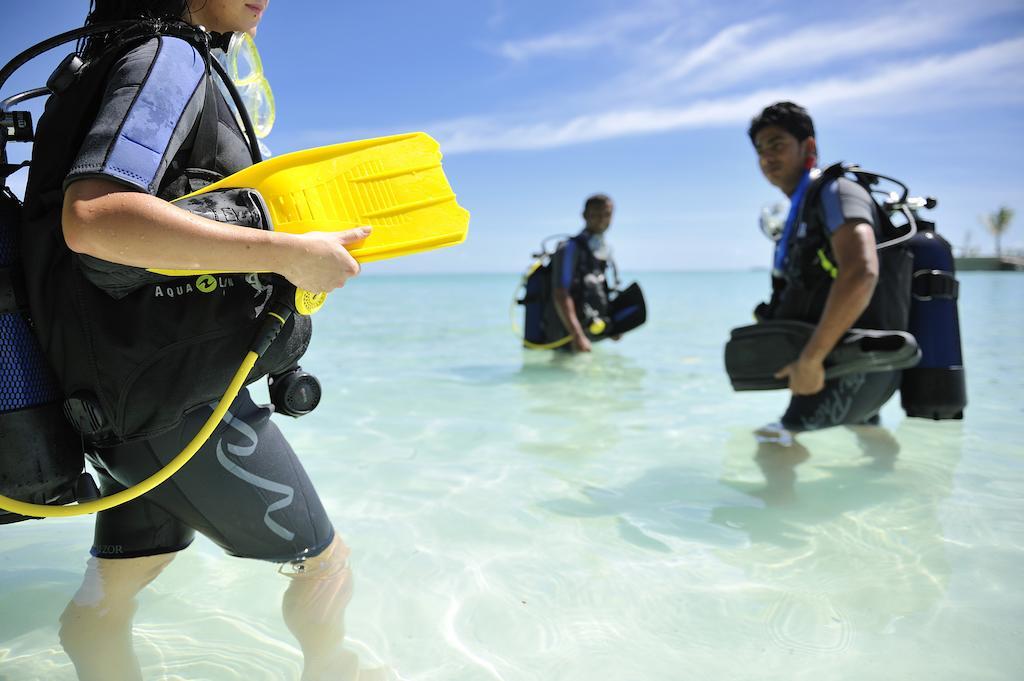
[88,389,333,562]
[780,370,901,432]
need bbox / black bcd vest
[552,233,614,337]
[758,163,912,332]
[19,24,310,444]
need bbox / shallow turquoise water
[2,271,1022,680]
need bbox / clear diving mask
[219,31,275,153]
[759,200,789,242]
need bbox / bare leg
[282,534,396,681]
[846,423,901,471]
[753,439,811,506]
[59,553,177,681]
[281,533,358,680]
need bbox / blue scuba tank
[900,218,967,419]
[521,258,551,345]
[1,183,86,521]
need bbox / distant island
[955,255,1024,271]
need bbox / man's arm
[553,287,591,352]
[775,220,878,394]
[550,239,591,352]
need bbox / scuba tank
[2,138,95,523]
[516,234,583,350]
[901,211,966,419]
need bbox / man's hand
[775,356,825,395]
[572,333,592,353]
[772,218,878,397]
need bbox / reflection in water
[515,350,648,461]
[711,421,962,649]
[540,420,964,658]
[540,465,746,553]
[723,425,900,515]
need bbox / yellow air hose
[0,307,292,519]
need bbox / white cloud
[652,20,765,85]
[675,11,970,94]
[432,37,1024,153]
[297,1,1024,157]
[615,0,1021,104]
[495,4,678,61]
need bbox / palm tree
[980,206,1014,258]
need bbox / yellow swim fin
[150,132,469,314]
[204,132,467,261]
[207,132,465,261]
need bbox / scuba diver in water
[11,2,379,680]
[744,101,913,433]
[523,193,643,353]
[551,194,618,353]
[516,194,646,352]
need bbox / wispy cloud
[296,1,1023,156]
[494,4,678,61]
[617,0,1020,103]
[432,37,1024,153]
[650,20,766,85]
[673,10,979,94]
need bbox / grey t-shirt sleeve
[65,35,207,195]
[817,177,875,234]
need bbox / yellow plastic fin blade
[174,131,469,263]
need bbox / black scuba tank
[900,218,967,419]
[0,183,90,521]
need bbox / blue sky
[3,0,1023,274]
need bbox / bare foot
[754,421,795,446]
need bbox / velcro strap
[912,269,958,300]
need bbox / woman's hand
[278,227,371,293]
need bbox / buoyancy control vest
[561,232,613,328]
[10,21,310,446]
[757,163,913,332]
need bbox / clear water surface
[2,271,1022,681]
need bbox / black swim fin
[605,282,647,337]
[725,320,921,391]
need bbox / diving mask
[588,233,610,260]
[759,201,788,242]
[221,31,275,140]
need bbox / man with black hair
[747,101,907,433]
